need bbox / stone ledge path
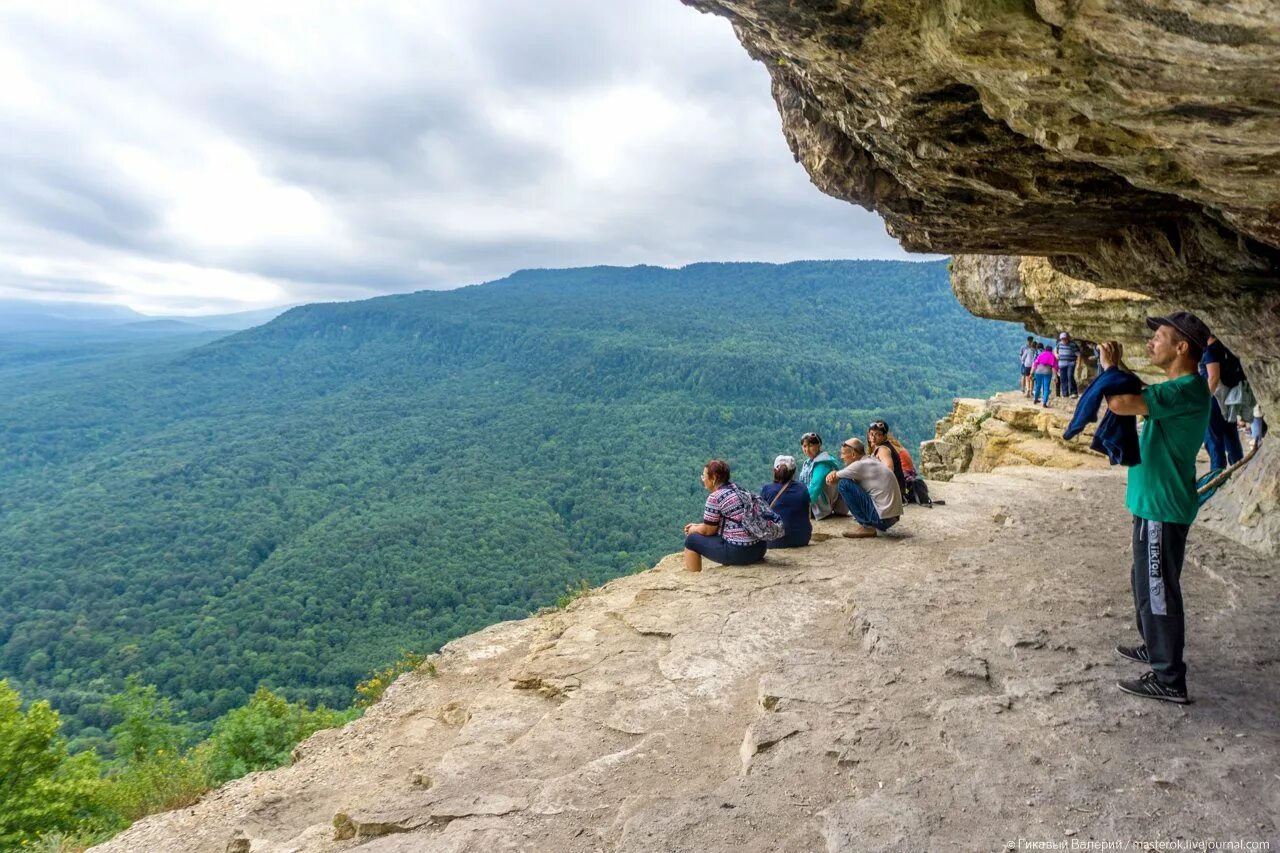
[94,463,1279,852]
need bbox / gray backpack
[726,484,785,542]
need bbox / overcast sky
[0,0,914,315]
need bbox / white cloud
[0,0,913,315]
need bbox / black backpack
[1219,348,1245,389]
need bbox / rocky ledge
[918,392,1105,482]
[93,456,1278,852]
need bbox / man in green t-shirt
[1102,312,1212,704]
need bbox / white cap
[773,455,797,471]
[1059,332,1069,339]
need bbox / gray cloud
[0,0,914,315]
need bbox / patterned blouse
[703,484,756,545]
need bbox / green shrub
[98,751,212,823]
[354,651,432,709]
[0,681,114,848]
[555,579,593,609]
[106,679,194,764]
[200,687,354,782]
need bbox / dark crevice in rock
[1110,0,1267,47]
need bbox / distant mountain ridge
[0,260,1026,745]
[0,298,293,334]
[0,299,298,374]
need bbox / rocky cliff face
[918,393,1104,483]
[949,256,1168,377]
[682,0,1280,552]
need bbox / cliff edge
[93,399,1279,852]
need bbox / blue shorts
[1020,366,1032,376]
[684,533,767,565]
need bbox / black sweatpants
[1130,516,1190,691]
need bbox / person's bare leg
[683,548,703,572]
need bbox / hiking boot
[843,527,878,539]
[1116,671,1189,704]
[1115,644,1149,664]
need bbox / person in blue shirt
[1199,334,1244,471]
[760,455,812,548]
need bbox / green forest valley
[0,260,1026,846]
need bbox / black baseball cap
[1146,311,1210,350]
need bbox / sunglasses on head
[801,432,820,443]
[868,421,887,432]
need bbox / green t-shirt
[1125,372,1211,525]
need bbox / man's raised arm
[1106,393,1148,416]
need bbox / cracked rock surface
[92,463,1279,851]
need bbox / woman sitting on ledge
[683,459,767,572]
[761,455,811,549]
[869,419,938,507]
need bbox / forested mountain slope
[0,260,1024,740]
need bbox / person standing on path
[1019,336,1036,397]
[1032,345,1058,407]
[1056,332,1081,398]
[1199,333,1245,471]
[1076,341,1099,393]
[1101,312,1212,704]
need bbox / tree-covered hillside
[0,260,1023,741]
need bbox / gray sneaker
[1117,671,1189,704]
[1115,644,1149,664]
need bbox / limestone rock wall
[919,393,1105,482]
[949,255,1169,378]
[683,0,1280,551]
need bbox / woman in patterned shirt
[682,459,767,572]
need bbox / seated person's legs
[683,534,706,572]
[825,480,849,516]
[836,478,884,530]
[684,532,765,567]
[812,479,849,519]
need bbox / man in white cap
[1102,311,1212,704]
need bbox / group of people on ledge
[681,421,938,573]
[1019,328,1267,469]
[1019,331,1095,406]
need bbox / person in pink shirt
[1032,345,1058,407]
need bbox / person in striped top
[682,459,767,572]
[1056,331,1081,398]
